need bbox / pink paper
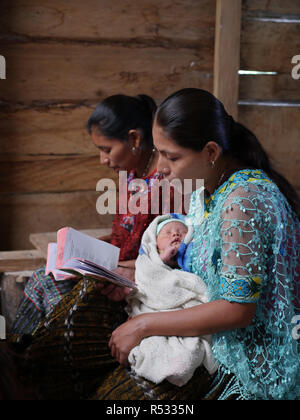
[56,227,69,268]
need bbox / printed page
[45,243,57,275]
[61,259,136,289]
[58,227,120,271]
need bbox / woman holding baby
[12,89,300,400]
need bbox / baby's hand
[160,244,180,266]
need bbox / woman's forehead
[153,123,182,154]
[91,130,119,147]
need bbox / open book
[45,227,135,289]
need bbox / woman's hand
[114,265,135,282]
[98,283,131,302]
[109,316,148,366]
[95,265,135,302]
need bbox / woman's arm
[142,299,256,337]
[118,259,136,270]
[97,260,136,302]
[98,234,112,243]
[109,300,256,365]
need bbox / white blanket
[126,215,218,387]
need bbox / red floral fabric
[111,169,184,261]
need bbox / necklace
[142,148,156,177]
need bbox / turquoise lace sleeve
[218,186,266,304]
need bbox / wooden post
[214,0,242,120]
[0,273,27,332]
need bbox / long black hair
[156,88,300,218]
[87,94,157,148]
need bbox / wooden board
[0,0,215,42]
[0,250,45,272]
[241,20,300,73]
[0,191,115,251]
[214,0,241,119]
[0,43,214,105]
[0,274,27,331]
[0,105,96,157]
[239,74,300,101]
[239,105,300,189]
[243,0,300,15]
[240,1,300,103]
[0,155,118,193]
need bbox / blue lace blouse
[188,169,299,400]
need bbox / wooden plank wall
[1,0,299,251]
[239,0,300,195]
[0,0,216,251]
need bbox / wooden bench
[0,228,112,330]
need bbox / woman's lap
[13,278,241,400]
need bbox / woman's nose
[157,155,171,176]
[99,152,109,166]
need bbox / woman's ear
[203,141,223,166]
[128,129,142,150]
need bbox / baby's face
[157,222,188,253]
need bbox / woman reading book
[13,89,299,400]
[12,93,168,335]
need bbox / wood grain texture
[0,0,215,42]
[0,155,118,193]
[239,105,300,189]
[241,20,300,73]
[214,0,241,119]
[240,0,300,104]
[0,191,114,251]
[0,274,27,330]
[0,105,96,157]
[0,43,213,104]
[0,250,45,272]
[239,74,300,101]
[243,0,300,15]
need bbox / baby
[156,218,188,268]
[128,214,217,386]
[156,216,193,272]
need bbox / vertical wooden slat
[214,0,242,120]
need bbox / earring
[132,146,141,156]
[211,160,215,168]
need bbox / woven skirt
[12,267,77,336]
[14,278,241,400]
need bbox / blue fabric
[177,241,194,272]
[188,169,300,400]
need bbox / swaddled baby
[127,214,217,387]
